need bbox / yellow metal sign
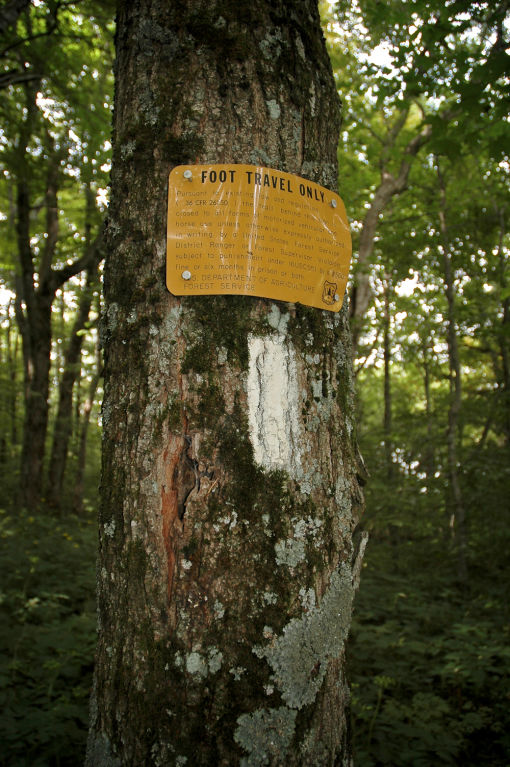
[166,164,351,311]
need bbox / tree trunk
[87,2,364,765]
[46,265,98,511]
[14,114,104,509]
[2,301,20,461]
[437,161,467,583]
[495,206,510,445]
[15,254,54,508]
[13,83,51,508]
[382,276,393,481]
[14,114,63,508]
[73,339,102,515]
[421,345,436,490]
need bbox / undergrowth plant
[349,452,510,767]
[0,509,96,767]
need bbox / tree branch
[50,229,105,292]
[0,68,42,89]
[350,120,433,350]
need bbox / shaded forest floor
[0,509,96,767]
[349,533,510,766]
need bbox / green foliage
[349,523,510,766]
[324,2,510,763]
[349,182,510,760]
[0,508,97,766]
[335,0,510,152]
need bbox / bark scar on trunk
[160,434,215,598]
[160,437,191,599]
[176,435,199,520]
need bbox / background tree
[46,260,101,512]
[0,6,112,761]
[0,0,112,508]
[86,1,364,764]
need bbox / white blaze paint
[247,334,302,476]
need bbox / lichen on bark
[252,565,355,709]
[234,707,298,766]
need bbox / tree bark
[87,2,364,765]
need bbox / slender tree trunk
[495,207,510,445]
[18,297,53,506]
[382,276,393,481]
[2,302,20,459]
[15,117,62,507]
[87,2,364,765]
[15,264,54,508]
[14,83,48,507]
[436,161,467,583]
[421,346,436,490]
[73,340,102,515]
[46,265,98,511]
[382,276,400,564]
